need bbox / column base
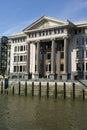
[62,74,67,81]
[32,73,39,80]
[49,73,55,80]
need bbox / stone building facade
[7,16,87,80]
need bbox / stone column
[49,39,55,80]
[51,39,55,74]
[27,43,30,73]
[36,41,40,77]
[36,42,40,74]
[63,38,68,80]
[84,50,86,79]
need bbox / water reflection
[0,96,87,130]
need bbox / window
[61,28,64,33]
[76,63,81,71]
[23,38,25,42]
[20,46,23,51]
[60,52,64,58]
[14,56,16,62]
[46,31,48,35]
[86,63,87,70]
[60,64,64,71]
[20,66,22,72]
[24,55,27,61]
[49,64,51,71]
[86,50,87,57]
[39,32,41,36]
[49,30,52,35]
[23,66,26,71]
[14,66,16,72]
[14,46,17,52]
[54,29,57,34]
[20,56,23,62]
[76,50,84,58]
[47,53,51,59]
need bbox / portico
[29,37,68,80]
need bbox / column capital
[35,40,40,43]
[63,36,68,39]
[50,38,55,41]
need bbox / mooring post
[47,82,49,98]
[73,83,75,100]
[64,82,66,99]
[83,89,85,100]
[1,81,3,94]
[55,82,57,98]
[12,86,14,96]
[25,81,27,96]
[18,81,20,96]
[32,82,34,97]
[39,82,41,98]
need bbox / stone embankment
[0,80,87,100]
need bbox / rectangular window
[60,52,64,58]
[23,65,26,71]
[86,63,87,70]
[20,56,23,61]
[14,56,16,62]
[60,64,64,71]
[49,30,52,35]
[20,46,23,51]
[20,66,22,72]
[39,32,41,36]
[47,53,51,59]
[54,29,57,34]
[24,55,27,61]
[14,46,17,52]
[46,31,48,35]
[76,50,84,58]
[76,63,81,71]
[86,50,87,57]
[14,66,16,72]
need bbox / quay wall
[0,80,87,100]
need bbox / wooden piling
[12,86,14,96]
[1,81,3,94]
[72,83,75,100]
[32,82,34,96]
[63,82,66,99]
[47,82,49,98]
[55,82,57,98]
[39,82,41,97]
[25,81,27,96]
[18,81,20,96]
[83,89,85,100]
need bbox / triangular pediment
[23,16,68,32]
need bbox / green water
[0,96,87,130]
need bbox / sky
[0,0,87,36]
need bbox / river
[0,96,87,130]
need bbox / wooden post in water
[32,82,34,97]
[47,82,49,98]
[25,81,27,96]
[83,89,85,100]
[63,82,66,99]
[18,81,20,96]
[55,82,57,98]
[39,82,41,98]
[1,81,3,94]
[72,83,75,100]
[12,86,14,96]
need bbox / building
[8,16,87,80]
[0,36,8,77]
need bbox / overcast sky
[0,0,87,36]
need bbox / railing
[78,80,87,87]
